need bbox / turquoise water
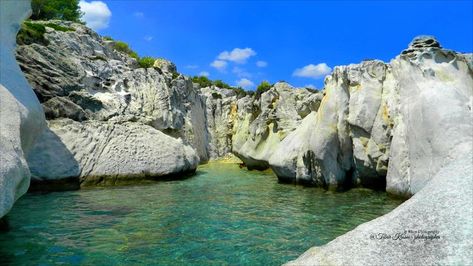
[0,162,402,265]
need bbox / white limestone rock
[286,36,473,265]
[200,87,239,158]
[286,151,473,266]
[387,36,473,196]
[232,82,322,170]
[269,112,325,185]
[15,21,211,162]
[0,0,46,217]
[27,119,199,186]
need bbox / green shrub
[233,87,248,98]
[112,41,140,60]
[129,51,139,60]
[44,22,74,32]
[172,72,180,79]
[113,41,132,54]
[255,81,272,98]
[103,36,114,41]
[16,21,48,45]
[31,0,83,22]
[191,76,213,88]
[212,80,232,89]
[138,57,156,68]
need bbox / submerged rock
[0,0,46,217]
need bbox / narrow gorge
[1,0,472,265]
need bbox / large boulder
[15,19,212,188]
[269,112,324,185]
[27,119,198,187]
[0,0,46,217]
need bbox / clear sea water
[0,162,402,265]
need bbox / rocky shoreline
[1,1,472,265]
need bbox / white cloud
[293,63,332,79]
[133,12,144,18]
[144,35,153,41]
[79,1,112,31]
[256,60,268,67]
[185,65,199,69]
[232,67,251,78]
[199,71,210,77]
[217,48,256,64]
[236,78,255,89]
[210,60,227,71]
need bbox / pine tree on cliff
[31,0,83,22]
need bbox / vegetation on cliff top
[31,0,82,22]
[17,21,48,45]
[191,76,251,98]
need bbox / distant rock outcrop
[15,19,323,188]
[0,1,46,217]
[232,82,322,170]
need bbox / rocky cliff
[2,2,472,264]
[270,36,472,197]
[232,82,322,170]
[0,1,46,217]
[286,37,473,265]
[14,19,323,188]
[15,20,206,187]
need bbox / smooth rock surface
[27,119,198,186]
[387,37,473,196]
[286,151,473,266]
[0,0,46,217]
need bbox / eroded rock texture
[232,82,322,170]
[270,36,472,196]
[286,36,473,265]
[16,21,207,186]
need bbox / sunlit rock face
[0,0,46,217]
[16,21,204,186]
[232,82,322,170]
[270,36,472,196]
[387,36,473,196]
[286,36,473,266]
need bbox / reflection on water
[0,162,402,265]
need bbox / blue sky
[80,0,473,90]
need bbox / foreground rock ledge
[286,153,472,265]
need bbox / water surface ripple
[0,162,402,265]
